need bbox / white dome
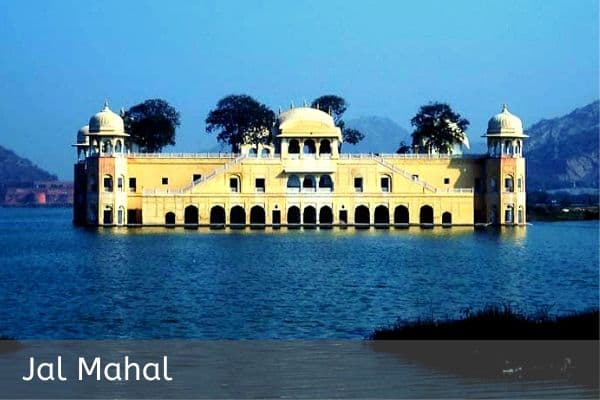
[486,104,524,136]
[76,125,89,144]
[278,107,336,130]
[89,101,125,134]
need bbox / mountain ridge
[0,144,57,184]
[345,116,410,153]
[525,100,599,190]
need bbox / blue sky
[0,0,597,179]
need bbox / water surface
[0,208,597,339]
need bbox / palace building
[73,102,527,228]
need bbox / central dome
[278,107,336,130]
[89,101,125,134]
[486,104,524,136]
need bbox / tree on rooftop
[311,95,365,146]
[396,141,412,154]
[123,99,180,153]
[410,102,470,154]
[205,95,276,153]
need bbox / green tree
[206,95,276,153]
[396,141,411,154]
[123,99,180,153]
[311,95,365,145]
[410,102,470,154]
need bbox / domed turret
[88,101,127,135]
[486,104,525,137]
[483,104,528,226]
[483,104,528,158]
[76,125,90,145]
[72,125,90,160]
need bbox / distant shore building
[2,181,73,207]
[73,102,527,227]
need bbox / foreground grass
[370,307,599,386]
[371,306,599,340]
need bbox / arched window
[303,139,316,154]
[354,177,363,192]
[117,175,124,192]
[504,175,514,193]
[288,139,300,154]
[102,140,113,154]
[394,205,409,225]
[287,175,300,191]
[250,206,265,227]
[230,206,246,227]
[419,205,433,225]
[517,176,523,192]
[261,148,270,157]
[249,148,258,157]
[505,205,514,224]
[518,206,524,224]
[210,206,225,226]
[229,176,240,193]
[117,206,125,225]
[165,212,176,225]
[115,140,122,153]
[318,175,333,191]
[319,206,333,225]
[355,205,370,226]
[303,175,316,190]
[287,206,301,224]
[380,175,391,192]
[319,139,331,155]
[374,205,390,225]
[442,212,452,225]
[303,206,316,225]
[103,175,113,192]
[184,205,199,225]
[103,205,113,225]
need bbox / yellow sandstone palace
[73,102,527,228]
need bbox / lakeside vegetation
[371,306,599,340]
[370,307,599,386]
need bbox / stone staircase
[371,155,438,193]
[178,153,247,193]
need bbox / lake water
[0,208,597,339]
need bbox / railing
[339,153,485,160]
[247,153,278,159]
[131,152,239,159]
[449,188,474,193]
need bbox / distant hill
[0,145,57,184]
[526,101,599,190]
[345,116,410,153]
